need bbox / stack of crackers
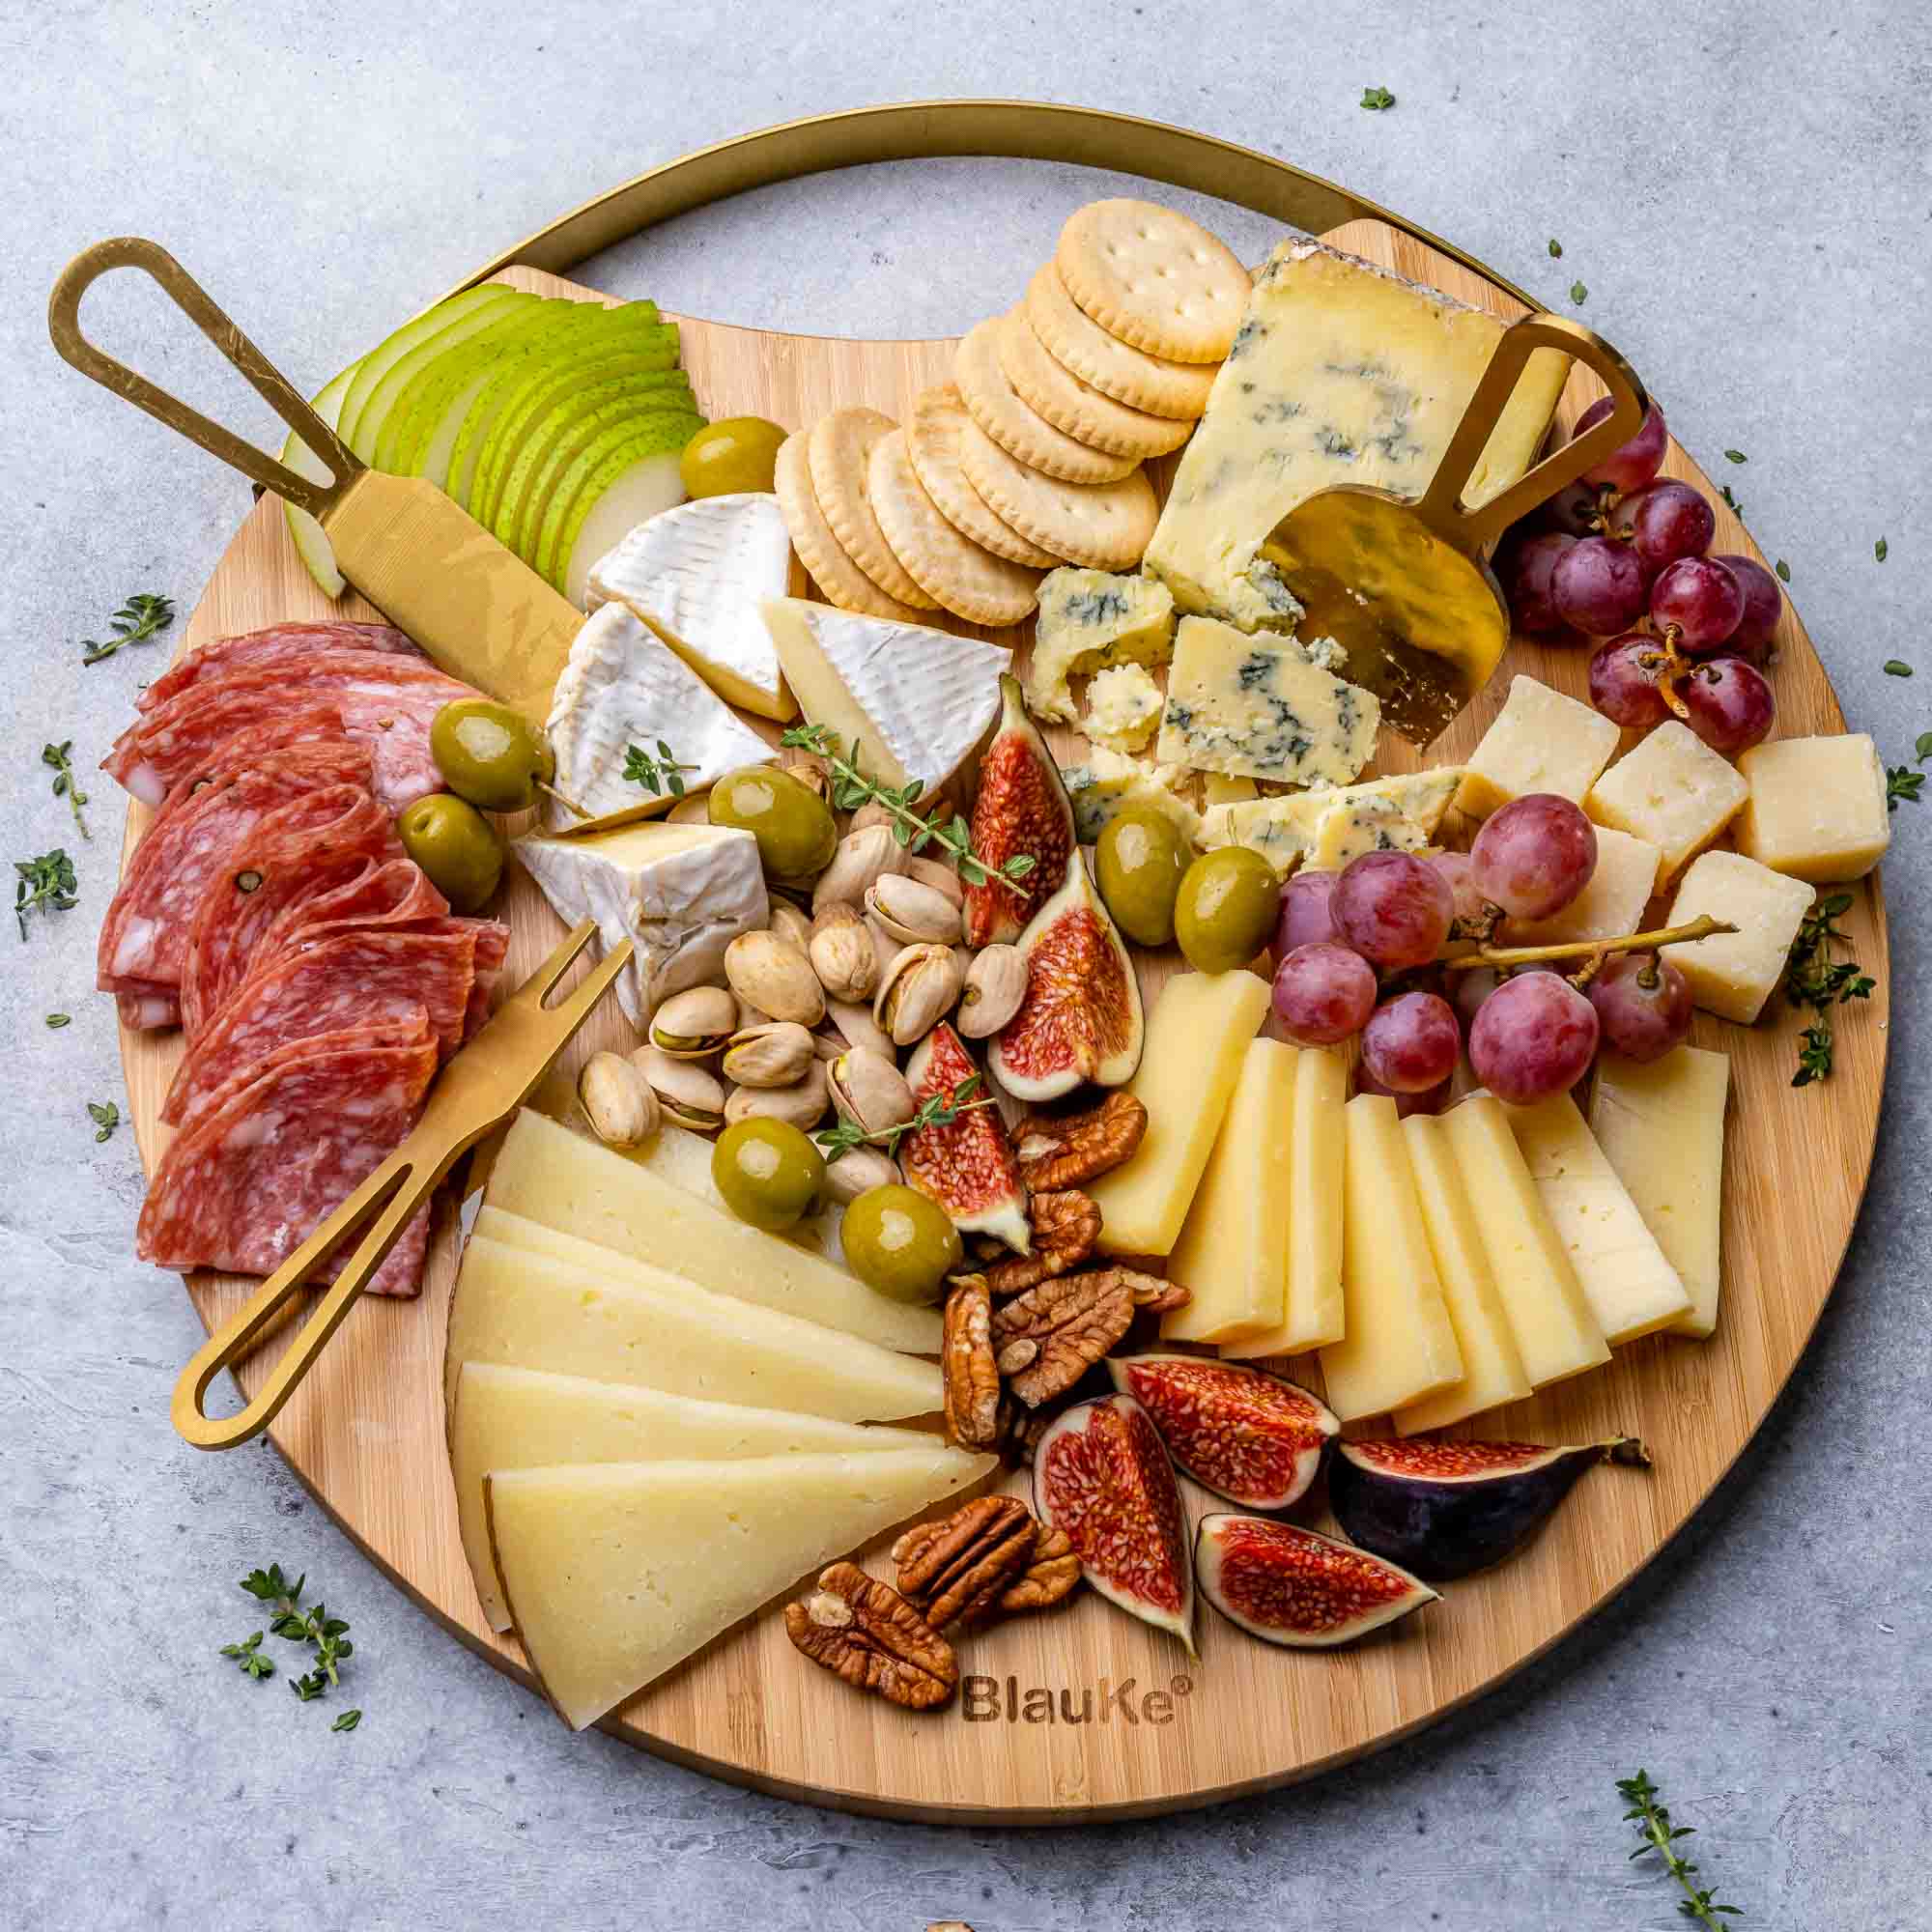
[773,200,1247,632]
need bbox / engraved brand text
[959,1673,1194,1724]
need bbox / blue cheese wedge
[1026,567,1177,724]
[1083,663,1164,753]
[1156,615,1378,784]
[586,494,796,721]
[1199,767,1466,868]
[544,604,773,830]
[1060,747,1202,846]
[1144,238,1571,633]
[1306,791,1430,871]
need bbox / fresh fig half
[989,859,1145,1103]
[1033,1394,1195,1654]
[901,1020,1032,1252]
[962,673,1076,949]
[1329,1436,1652,1582]
[1108,1354,1340,1511]
[1196,1513,1437,1648]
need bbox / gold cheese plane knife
[170,921,629,1452]
[48,237,583,723]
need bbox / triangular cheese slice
[586,495,797,720]
[488,1445,995,1727]
[1198,767,1468,868]
[453,1363,937,1630]
[760,596,1006,792]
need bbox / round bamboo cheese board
[116,117,1887,1823]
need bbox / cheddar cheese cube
[1736,732,1891,884]
[1661,849,1814,1023]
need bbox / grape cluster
[1499,399,1782,757]
[1269,795,1691,1106]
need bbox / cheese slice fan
[48,238,582,721]
[1256,314,1648,744]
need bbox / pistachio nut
[821,1145,902,1206]
[578,1050,661,1148]
[648,984,740,1059]
[865,873,965,947]
[724,929,825,1028]
[811,823,904,916]
[766,897,813,952]
[666,790,713,827]
[873,942,966,1047]
[631,1045,725,1131]
[781,747,831,800]
[823,997,897,1062]
[827,1046,918,1138]
[732,991,771,1032]
[902,854,964,908]
[846,800,897,838]
[956,943,1028,1038]
[723,1059,830,1132]
[865,915,899,984]
[809,901,879,1004]
[722,1020,817,1089]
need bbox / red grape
[1275,869,1341,955]
[1468,971,1601,1103]
[1588,952,1691,1062]
[1332,851,1455,970]
[1651,555,1745,653]
[1614,480,1717,581]
[1361,991,1462,1093]
[1450,964,1500,1034]
[1571,396,1668,494]
[1536,480,1604,539]
[1678,656,1776,754]
[1430,849,1487,933]
[1550,535,1649,637]
[1271,942,1377,1045]
[1499,530,1577,635]
[1470,794,1597,921]
[1709,553,1781,660]
[1356,1065,1452,1118]
[1589,634,1672,729]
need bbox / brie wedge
[586,495,797,721]
[513,820,767,1028]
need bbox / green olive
[396,793,505,913]
[430,698,554,812]
[708,764,838,885]
[1174,845,1280,973]
[1094,806,1191,949]
[839,1184,963,1304]
[680,416,788,498]
[711,1118,827,1232]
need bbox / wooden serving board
[120,220,1888,1823]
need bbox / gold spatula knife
[170,921,629,1452]
[48,237,583,722]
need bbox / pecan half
[1001,1524,1080,1612]
[1014,1092,1148,1191]
[941,1274,1003,1451]
[980,1189,1101,1297]
[783,1562,958,1710]
[990,1266,1139,1407]
[893,1495,1037,1627]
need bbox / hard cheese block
[1145,237,1570,632]
[1662,849,1815,1024]
[1318,1094,1463,1421]
[1156,616,1378,784]
[1061,747,1202,846]
[1456,675,1621,819]
[1585,722,1748,890]
[1589,1047,1730,1339]
[1027,566,1177,724]
[513,822,767,1030]
[586,493,796,719]
[1087,969,1271,1256]
[489,1446,994,1728]
[1736,733,1891,883]
[451,1363,934,1631]
[483,1110,940,1353]
[1162,1037,1298,1344]
[1507,825,1660,947]
[1198,768,1465,868]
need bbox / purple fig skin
[1328,1437,1650,1582]
[1196,1514,1437,1648]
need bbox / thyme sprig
[237,1563,356,1707]
[42,742,89,840]
[14,849,77,941]
[1782,894,1874,1087]
[219,1631,275,1681]
[1617,1771,1743,1926]
[623,740,698,799]
[80,592,174,667]
[814,1074,997,1161]
[87,1101,119,1143]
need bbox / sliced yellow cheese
[1317,1094,1463,1422]
[1087,970,1271,1256]
[452,1363,935,1631]
[489,1446,994,1728]
[1439,1095,1609,1388]
[446,1236,941,1423]
[483,1109,937,1353]
[1222,1043,1348,1357]
[1392,1114,1533,1432]
[1499,1092,1692,1345]
[1589,1047,1730,1339]
[1162,1038,1298,1344]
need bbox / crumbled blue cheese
[1083,664,1164,753]
[1306,792,1429,871]
[1060,747,1202,845]
[1026,568,1177,724]
[1198,767,1467,868]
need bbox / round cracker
[807,407,937,610]
[960,420,1157,572]
[1056,199,1249,363]
[774,431,926,622]
[952,317,1138,486]
[867,428,1041,628]
[1023,262,1216,419]
[997,309,1194,461]
[906,384,1061,569]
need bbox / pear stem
[1440,913,1738,973]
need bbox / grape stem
[1635,632,1695,722]
[1441,913,1738,974]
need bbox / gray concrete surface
[4,2,1929,1926]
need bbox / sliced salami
[136,1032,440,1299]
[139,622,419,711]
[463,919,512,1036]
[250,858,448,969]
[151,707,357,809]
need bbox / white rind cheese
[1027,567,1177,724]
[1084,663,1164,753]
[1198,767,1465,868]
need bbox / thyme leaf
[1359,85,1396,110]
[14,848,77,941]
[80,592,174,667]
[622,740,697,799]
[42,741,90,840]
[813,1074,996,1161]
[87,1100,119,1143]
[1616,1770,1744,1927]
[1782,893,1874,1086]
[219,1631,275,1681]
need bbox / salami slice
[251,858,448,969]
[463,919,512,1036]
[137,1033,440,1299]
[139,622,419,711]
[150,707,358,809]
[165,927,478,1125]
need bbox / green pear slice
[335,285,515,456]
[277,359,362,599]
[347,290,531,465]
[556,440,696,604]
[531,416,699,589]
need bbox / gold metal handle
[47,236,357,515]
[1415,314,1648,551]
